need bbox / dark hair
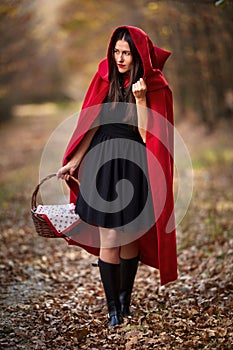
[108,28,144,123]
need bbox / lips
[118,64,126,69]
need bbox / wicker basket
[31,173,79,238]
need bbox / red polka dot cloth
[35,203,81,237]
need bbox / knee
[100,247,120,264]
[100,228,120,248]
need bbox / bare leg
[98,227,139,322]
[120,240,139,259]
[99,227,120,264]
[99,227,139,261]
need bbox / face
[113,39,133,74]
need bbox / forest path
[0,106,232,349]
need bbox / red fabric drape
[62,26,177,285]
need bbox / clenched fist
[132,78,147,102]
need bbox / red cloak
[62,26,177,286]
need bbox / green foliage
[215,0,227,7]
[0,0,232,126]
[57,0,233,126]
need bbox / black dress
[75,100,154,234]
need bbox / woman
[57,26,177,327]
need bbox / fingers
[57,164,72,180]
[132,78,146,90]
[132,78,147,98]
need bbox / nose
[117,53,124,62]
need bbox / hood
[98,25,171,81]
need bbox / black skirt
[75,109,154,233]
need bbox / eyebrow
[114,48,131,53]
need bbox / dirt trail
[0,107,232,349]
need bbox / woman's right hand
[57,160,79,181]
[57,127,98,181]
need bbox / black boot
[119,256,139,317]
[98,259,123,327]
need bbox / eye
[124,51,131,56]
[113,48,119,54]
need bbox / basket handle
[31,173,80,210]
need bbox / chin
[118,68,129,73]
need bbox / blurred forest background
[0,0,232,126]
[0,1,233,349]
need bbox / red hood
[98,25,171,90]
[61,26,177,286]
[109,26,171,73]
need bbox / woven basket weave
[31,173,79,238]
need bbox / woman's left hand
[132,78,147,102]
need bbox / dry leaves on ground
[0,115,232,349]
[0,166,232,349]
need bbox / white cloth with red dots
[35,203,80,235]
